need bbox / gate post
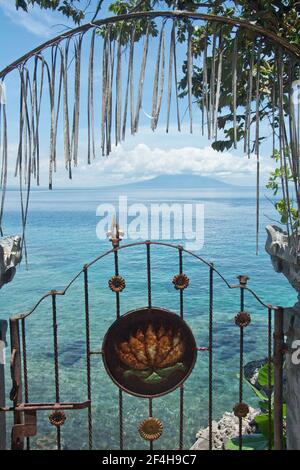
[9,317,23,450]
[0,319,7,450]
[273,307,284,450]
[281,301,300,450]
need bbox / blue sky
[0,0,276,188]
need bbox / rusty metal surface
[235,311,251,328]
[172,273,189,291]
[0,400,90,412]
[49,410,66,427]
[102,307,197,398]
[138,417,163,441]
[233,402,249,418]
[10,241,276,322]
[9,318,23,450]
[274,307,284,450]
[108,275,126,293]
[11,410,37,449]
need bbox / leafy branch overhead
[15,0,87,24]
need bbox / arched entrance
[0,8,297,450]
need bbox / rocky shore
[191,407,260,450]
[191,359,269,450]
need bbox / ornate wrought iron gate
[0,239,285,450]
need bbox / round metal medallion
[235,311,251,328]
[172,273,189,290]
[49,410,66,427]
[108,275,126,293]
[102,307,197,398]
[233,402,249,418]
[138,417,163,441]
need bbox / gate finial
[107,216,124,248]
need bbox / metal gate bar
[21,317,29,450]
[149,398,153,451]
[113,245,124,450]
[83,266,93,450]
[178,247,184,450]
[10,317,23,450]
[274,306,284,450]
[267,307,272,450]
[51,292,61,450]
[238,280,245,451]
[146,242,153,452]
[208,264,214,450]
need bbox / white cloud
[5,142,274,188]
[0,0,70,38]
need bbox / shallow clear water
[0,187,296,449]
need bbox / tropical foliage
[226,363,286,450]
[15,0,88,24]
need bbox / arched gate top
[12,240,275,321]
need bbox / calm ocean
[0,187,296,449]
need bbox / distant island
[7,174,236,191]
[102,174,234,190]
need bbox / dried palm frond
[151,23,165,131]
[214,27,223,140]
[60,40,71,177]
[187,29,193,134]
[87,29,96,164]
[209,31,217,138]
[232,33,238,148]
[173,21,181,132]
[115,29,122,146]
[122,26,135,140]
[166,21,175,133]
[255,40,262,254]
[0,93,7,236]
[244,42,254,157]
[203,29,209,138]
[133,26,150,134]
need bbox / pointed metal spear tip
[107,216,123,247]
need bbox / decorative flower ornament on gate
[102,307,197,397]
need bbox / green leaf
[257,363,274,387]
[123,363,186,384]
[258,400,269,412]
[225,434,268,451]
[154,362,185,378]
[255,412,274,443]
[243,378,268,402]
[123,369,152,380]
[282,403,287,419]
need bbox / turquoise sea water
[0,187,296,450]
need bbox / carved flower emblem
[233,402,249,418]
[235,311,251,328]
[172,273,189,290]
[115,324,186,382]
[139,417,163,441]
[49,410,66,427]
[108,275,125,293]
